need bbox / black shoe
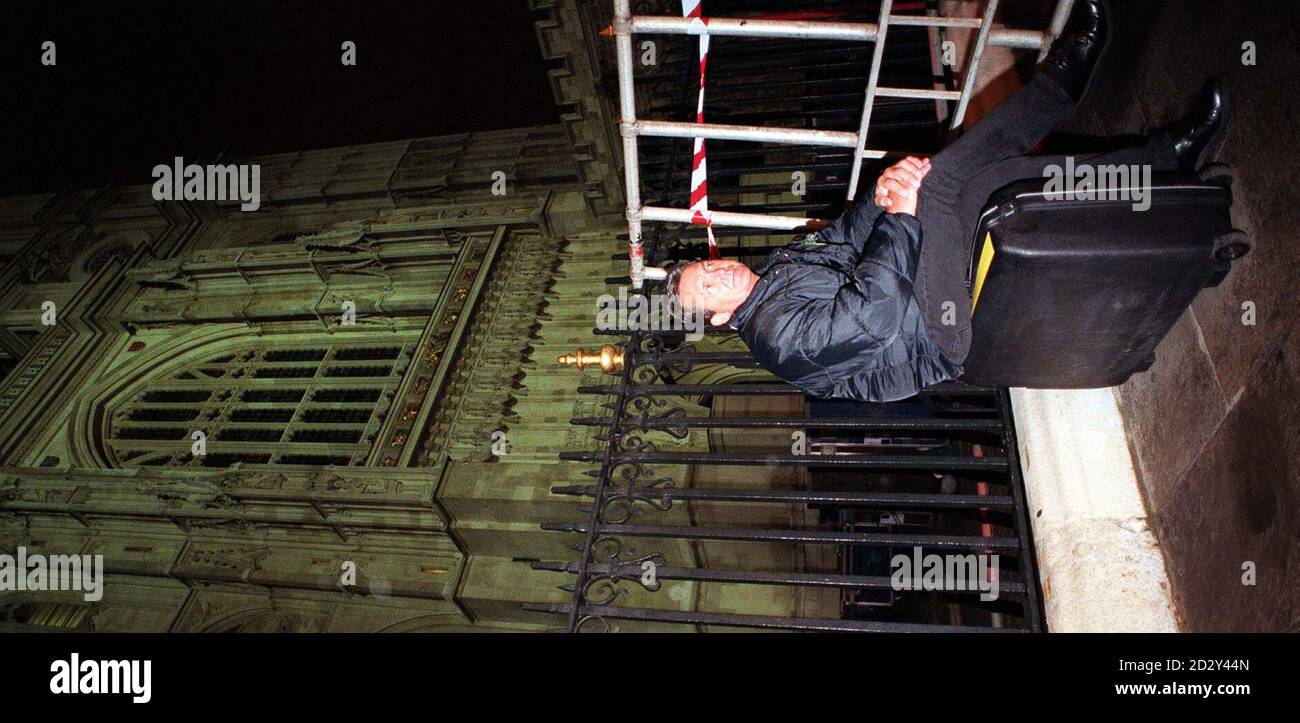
[1158,78,1229,172]
[1039,0,1111,103]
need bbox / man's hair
[662,262,712,322]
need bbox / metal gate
[527,0,1047,632]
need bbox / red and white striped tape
[681,0,719,259]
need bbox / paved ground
[1058,0,1299,631]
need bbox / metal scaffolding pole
[846,0,894,202]
[640,205,821,231]
[612,0,652,288]
[949,0,1003,130]
[636,119,860,148]
[630,14,1057,46]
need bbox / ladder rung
[875,87,964,100]
[636,120,858,148]
[989,28,1048,50]
[640,206,825,231]
[888,15,984,29]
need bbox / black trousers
[914,73,1180,365]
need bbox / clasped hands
[873,156,931,217]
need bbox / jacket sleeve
[813,194,887,258]
[786,213,923,370]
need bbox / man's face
[677,258,759,326]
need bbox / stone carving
[414,231,559,464]
[203,609,324,633]
[178,543,271,578]
[206,470,288,491]
[312,473,401,496]
[22,226,90,283]
[130,257,195,292]
[83,241,135,276]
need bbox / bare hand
[873,156,931,216]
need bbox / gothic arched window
[106,339,414,467]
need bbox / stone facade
[0,0,832,632]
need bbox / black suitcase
[960,168,1249,388]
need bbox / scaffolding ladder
[612,0,1078,286]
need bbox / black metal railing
[526,329,1042,632]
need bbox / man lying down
[662,0,1227,402]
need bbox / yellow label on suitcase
[971,232,995,315]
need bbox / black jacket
[728,199,961,402]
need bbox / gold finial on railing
[557,344,624,374]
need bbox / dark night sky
[0,0,562,196]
